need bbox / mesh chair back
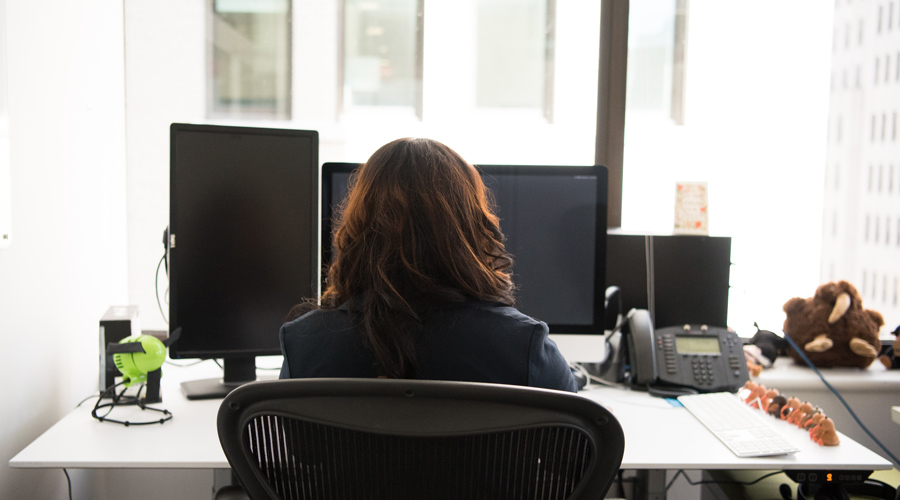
[218,379,624,500]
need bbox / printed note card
[674,182,708,235]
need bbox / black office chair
[217,378,625,500]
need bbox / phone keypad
[691,357,716,385]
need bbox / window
[893,112,897,141]
[890,164,895,192]
[890,2,895,31]
[342,0,422,117]
[875,214,881,243]
[886,215,892,246]
[476,0,555,120]
[618,2,832,331]
[208,0,292,119]
[887,54,892,82]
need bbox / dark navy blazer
[279,299,577,393]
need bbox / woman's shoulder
[469,300,544,326]
[281,307,354,336]
[436,299,547,335]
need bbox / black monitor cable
[781,333,900,468]
[91,381,172,426]
[62,468,73,500]
[155,253,168,325]
[156,226,169,324]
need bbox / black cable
[74,394,99,408]
[782,333,900,467]
[63,468,72,500]
[155,253,168,324]
[91,381,172,426]
[164,359,208,368]
[665,469,785,492]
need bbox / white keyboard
[678,392,801,458]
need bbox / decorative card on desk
[674,182,709,235]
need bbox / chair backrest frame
[218,378,624,500]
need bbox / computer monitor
[168,124,319,399]
[320,163,609,363]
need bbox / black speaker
[606,232,732,329]
[99,306,140,394]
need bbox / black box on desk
[606,231,732,328]
[99,306,140,394]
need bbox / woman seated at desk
[279,137,576,393]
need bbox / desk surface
[9,361,893,471]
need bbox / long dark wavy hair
[289,138,515,379]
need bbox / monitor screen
[321,163,608,356]
[169,123,318,399]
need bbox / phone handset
[624,308,699,398]
[625,308,657,386]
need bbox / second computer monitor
[321,163,609,362]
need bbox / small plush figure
[746,360,762,377]
[767,395,787,417]
[744,325,790,374]
[783,281,884,368]
[748,385,767,409]
[781,397,800,420]
[802,409,825,430]
[763,388,780,411]
[738,380,758,403]
[878,325,900,369]
[790,402,812,427]
[810,417,840,446]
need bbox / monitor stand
[181,356,257,400]
[550,333,609,364]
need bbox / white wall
[124,0,207,333]
[0,0,129,498]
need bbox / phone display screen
[675,336,721,355]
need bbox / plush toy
[878,325,900,369]
[783,281,884,369]
[743,325,790,375]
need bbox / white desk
[585,383,890,472]
[10,362,893,497]
[757,357,900,465]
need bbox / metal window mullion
[544,0,557,123]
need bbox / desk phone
[625,309,749,394]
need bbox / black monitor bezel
[320,162,608,335]
[168,123,319,360]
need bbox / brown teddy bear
[782,281,883,369]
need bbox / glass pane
[209,0,292,119]
[343,0,419,111]
[476,0,550,112]
[626,0,675,115]
[620,1,837,333]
